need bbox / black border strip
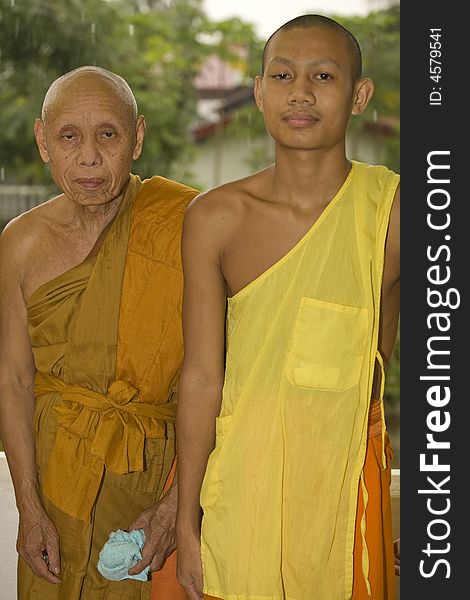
[401,3,466,596]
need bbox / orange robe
[19,175,197,599]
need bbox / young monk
[176,14,400,600]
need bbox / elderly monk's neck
[63,193,123,234]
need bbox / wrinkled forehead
[42,72,136,127]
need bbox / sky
[203,0,387,39]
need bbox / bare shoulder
[184,170,269,232]
[0,195,63,285]
[186,172,261,214]
[2,195,63,244]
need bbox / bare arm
[0,223,37,509]
[379,185,400,365]
[0,221,61,583]
[378,185,401,574]
[176,194,227,598]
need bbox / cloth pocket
[285,297,368,391]
[200,415,232,510]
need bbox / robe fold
[18,174,197,600]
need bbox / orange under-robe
[18,174,197,599]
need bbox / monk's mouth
[75,178,105,189]
[283,113,319,128]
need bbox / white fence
[0,185,52,226]
[0,452,19,599]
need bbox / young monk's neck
[270,148,351,209]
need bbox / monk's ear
[132,116,146,160]
[351,78,374,116]
[254,75,264,113]
[34,119,50,163]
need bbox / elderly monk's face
[34,76,145,207]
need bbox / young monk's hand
[176,529,204,599]
[17,502,61,584]
[394,538,400,575]
[127,482,178,576]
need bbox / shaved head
[41,66,138,125]
[262,14,362,82]
[34,65,146,208]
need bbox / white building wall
[191,134,274,192]
[191,129,388,192]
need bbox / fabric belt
[367,399,382,439]
[35,371,176,521]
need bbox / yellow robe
[18,174,197,599]
[200,162,399,600]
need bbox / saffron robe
[18,174,197,599]
[200,162,400,600]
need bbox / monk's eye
[61,133,78,141]
[316,73,333,81]
[100,130,117,139]
[272,72,291,81]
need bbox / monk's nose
[77,136,102,166]
[288,79,315,105]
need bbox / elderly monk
[0,66,195,599]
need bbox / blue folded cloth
[97,528,150,582]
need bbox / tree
[227,5,400,174]
[0,0,262,186]
[0,0,122,183]
[339,5,400,172]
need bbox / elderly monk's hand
[17,503,61,584]
[127,481,178,576]
[394,538,400,575]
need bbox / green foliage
[228,6,400,174]
[0,0,122,183]
[338,6,400,173]
[0,1,399,183]
[115,3,204,180]
[0,0,261,184]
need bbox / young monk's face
[255,26,370,153]
[34,76,145,207]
